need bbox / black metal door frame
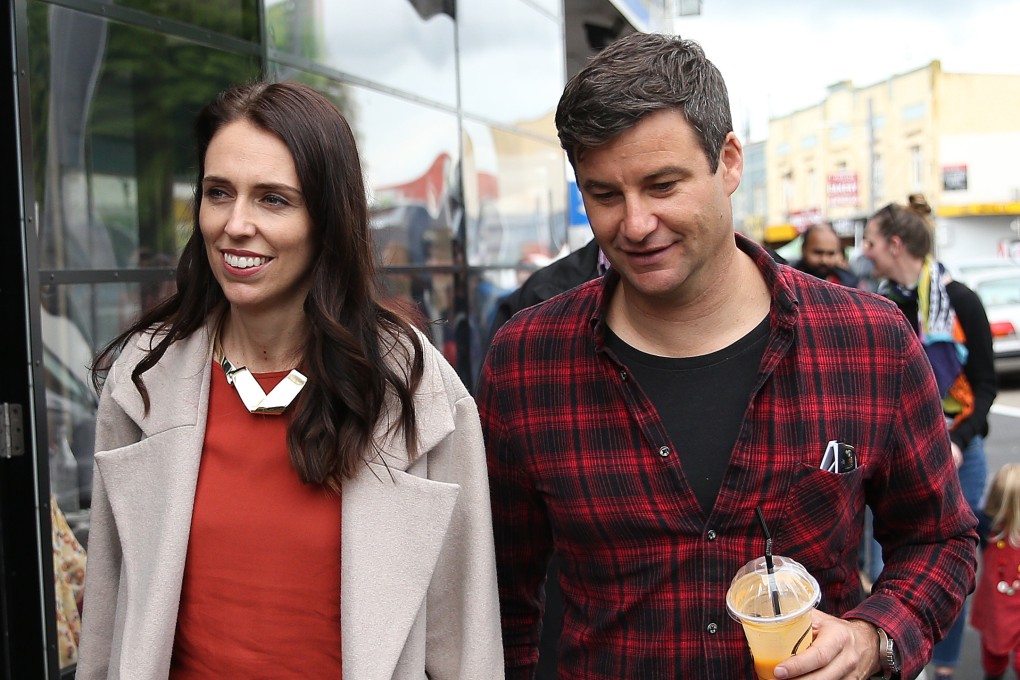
[1,0,59,678]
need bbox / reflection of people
[488,237,605,345]
[863,194,997,680]
[78,81,503,679]
[478,33,977,679]
[970,463,1020,680]
[51,494,86,668]
[792,223,860,288]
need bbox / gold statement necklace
[213,334,307,415]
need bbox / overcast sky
[675,0,1020,142]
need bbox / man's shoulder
[493,280,600,345]
[786,267,901,320]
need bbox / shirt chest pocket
[774,462,866,578]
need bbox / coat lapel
[341,337,462,677]
[341,462,459,679]
[94,328,212,675]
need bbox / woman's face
[199,120,315,317]
[862,218,895,280]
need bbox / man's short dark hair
[555,32,733,172]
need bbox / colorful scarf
[878,258,974,426]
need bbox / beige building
[765,61,1020,261]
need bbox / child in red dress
[971,463,1020,680]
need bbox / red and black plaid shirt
[478,235,978,679]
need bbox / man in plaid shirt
[477,33,978,679]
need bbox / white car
[957,267,1020,375]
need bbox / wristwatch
[876,627,901,679]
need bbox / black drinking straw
[755,506,783,616]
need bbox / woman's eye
[263,194,288,207]
[204,187,228,200]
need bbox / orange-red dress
[170,363,343,678]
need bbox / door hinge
[0,403,25,458]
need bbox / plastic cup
[725,555,821,680]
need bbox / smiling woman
[200,119,315,328]
[75,81,504,680]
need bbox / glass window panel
[458,0,564,125]
[27,2,261,271]
[267,77,462,270]
[266,0,457,107]
[91,0,259,40]
[526,0,562,18]
[462,120,567,267]
[40,280,175,528]
[380,271,461,361]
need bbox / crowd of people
[66,31,1018,680]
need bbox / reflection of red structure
[375,153,445,216]
[375,152,499,213]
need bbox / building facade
[765,62,1020,260]
[0,1,674,677]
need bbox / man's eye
[651,181,677,192]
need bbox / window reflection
[381,271,461,367]
[458,0,564,124]
[92,0,259,40]
[462,120,568,267]
[28,1,260,272]
[267,0,457,106]
[41,281,175,524]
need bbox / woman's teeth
[224,253,267,269]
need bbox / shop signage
[789,207,823,230]
[827,172,859,207]
[943,164,968,191]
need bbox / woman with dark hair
[76,81,503,679]
[863,194,996,680]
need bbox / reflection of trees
[26,1,259,352]
[28,1,260,271]
[265,1,359,147]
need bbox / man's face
[574,109,742,310]
[800,229,844,278]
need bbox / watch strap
[876,627,901,679]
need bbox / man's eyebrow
[581,166,688,192]
[644,166,687,181]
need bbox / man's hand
[772,611,881,679]
[950,441,963,468]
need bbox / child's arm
[976,509,993,550]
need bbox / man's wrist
[847,619,883,678]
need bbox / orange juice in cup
[726,556,821,680]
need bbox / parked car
[959,267,1020,375]
[945,258,1020,283]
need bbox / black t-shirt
[606,316,770,516]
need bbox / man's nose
[620,196,656,241]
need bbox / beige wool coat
[75,323,504,680]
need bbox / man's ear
[719,132,743,195]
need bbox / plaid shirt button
[707,529,717,541]
[658,446,670,457]
[707,622,718,634]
